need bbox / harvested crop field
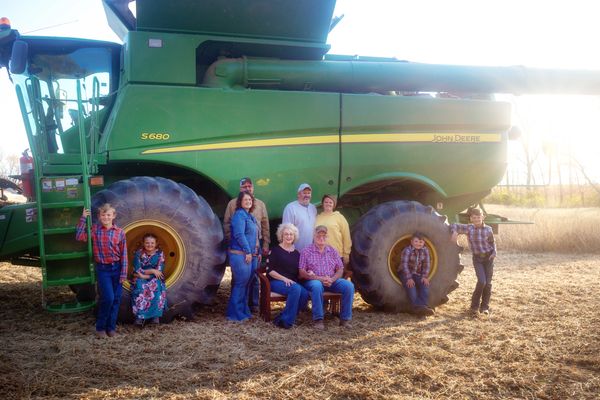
[1,252,599,399]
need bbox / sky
[2,0,600,183]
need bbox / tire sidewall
[352,201,461,311]
[92,177,225,322]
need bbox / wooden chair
[256,265,341,322]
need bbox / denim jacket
[230,208,258,254]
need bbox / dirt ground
[0,252,598,399]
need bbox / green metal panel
[103,85,341,215]
[125,31,197,85]
[136,0,336,43]
[0,204,38,259]
[340,94,510,214]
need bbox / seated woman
[266,223,310,329]
[131,233,168,326]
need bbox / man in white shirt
[282,183,317,251]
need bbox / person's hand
[262,246,269,258]
[322,276,333,287]
[307,270,316,277]
[245,254,252,264]
[153,270,164,279]
[489,254,496,261]
[82,208,90,218]
[451,231,458,242]
[421,277,430,287]
[406,278,415,288]
[284,278,293,287]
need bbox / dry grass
[1,250,599,399]
[485,205,600,253]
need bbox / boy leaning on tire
[450,207,496,317]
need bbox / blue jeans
[302,278,354,321]
[472,254,494,310]
[401,273,430,307]
[270,279,309,328]
[226,253,257,321]
[96,262,123,332]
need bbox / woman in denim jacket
[226,191,259,321]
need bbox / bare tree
[0,151,21,182]
[5,154,19,177]
[570,156,600,197]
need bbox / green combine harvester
[1,0,599,319]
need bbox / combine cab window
[13,42,119,155]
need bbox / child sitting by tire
[398,232,435,316]
[131,233,168,326]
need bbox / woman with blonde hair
[315,194,352,268]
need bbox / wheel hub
[387,235,438,285]
[122,219,186,290]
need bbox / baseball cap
[315,225,328,234]
[297,183,312,192]
[240,177,253,186]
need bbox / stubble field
[0,206,599,399]
[0,253,600,399]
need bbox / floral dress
[131,249,167,320]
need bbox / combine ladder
[16,78,101,312]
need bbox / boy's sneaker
[480,308,491,315]
[106,330,117,337]
[150,317,160,324]
[412,305,434,316]
[134,318,144,326]
[95,330,107,338]
[469,307,479,317]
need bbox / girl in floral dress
[131,233,167,325]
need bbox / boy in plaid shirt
[398,232,434,316]
[76,203,127,337]
[451,208,496,316]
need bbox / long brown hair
[235,190,255,213]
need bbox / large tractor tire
[91,177,226,322]
[350,200,463,312]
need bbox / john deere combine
[2,0,599,319]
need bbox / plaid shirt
[399,245,431,280]
[299,244,343,278]
[76,216,128,280]
[451,223,496,257]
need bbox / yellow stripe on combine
[141,133,502,154]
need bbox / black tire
[91,177,226,322]
[350,200,463,312]
[69,283,96,302]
